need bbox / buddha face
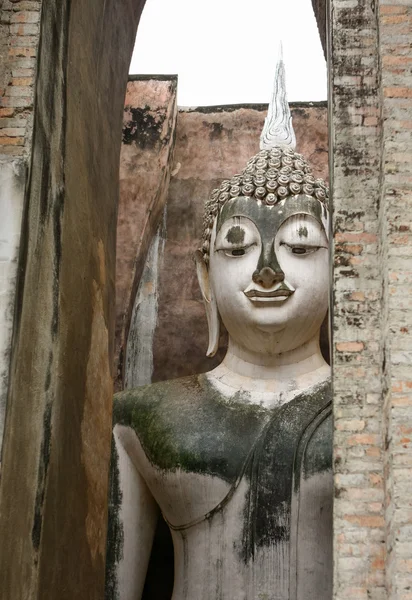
[204,195,329,356]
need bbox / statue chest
[114,375,333,598]
[160,398,332,600]
[116,375,332,531]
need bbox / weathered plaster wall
[0,157,25,444]
[0,0,42,448]
[116,76,177,389]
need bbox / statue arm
[106,424,159,600]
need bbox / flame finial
[260,43,296,151]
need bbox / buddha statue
[106,55,332,600]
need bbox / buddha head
[195,53,330,360]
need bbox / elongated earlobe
[194,250,220,357]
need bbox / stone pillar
[0,1,146,598]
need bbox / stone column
[0,1,146,598]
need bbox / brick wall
[379,2,412,599]
[331,0,412,598]
[0,0,41,158]
[330,0,386,596]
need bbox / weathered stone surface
[0,1,146,599]
[311,0,327,59]
[150,103,328,383]
[115,76,177,390]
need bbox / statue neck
[223,335,327,381]
[207,334,329,402]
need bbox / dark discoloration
[128,74,178,83]
[105,440,124,600]
[123,106,166,150]
[298,226,308,238]
[51,190,64,337]
[225,225,245,245]
[242,382,331,561]
[208,122,224,140]
[31,403,53,552]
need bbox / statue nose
[252,266,285,288]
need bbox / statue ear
[194,250,220,357]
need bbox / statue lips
[244,283,295,303]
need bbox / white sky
[130,0,327,107]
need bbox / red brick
[0,128,25,137]
[384,87,412,99]
[0,136,24,145]
[11,77,32,87]
[336,342,365,352]
[335,232,377,243]
[8,47,36,58]
[0,108,14,117]
[347,434,380,446]
[380,5,408,14]
[343,515,385,528]
[350,291,366,301]
[10,11,40,23]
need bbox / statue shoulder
[113,373,269,482]
[113,373,203,425]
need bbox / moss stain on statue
[113,375,269,481]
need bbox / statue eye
[231,248,246,256]
[280,242,321,255]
